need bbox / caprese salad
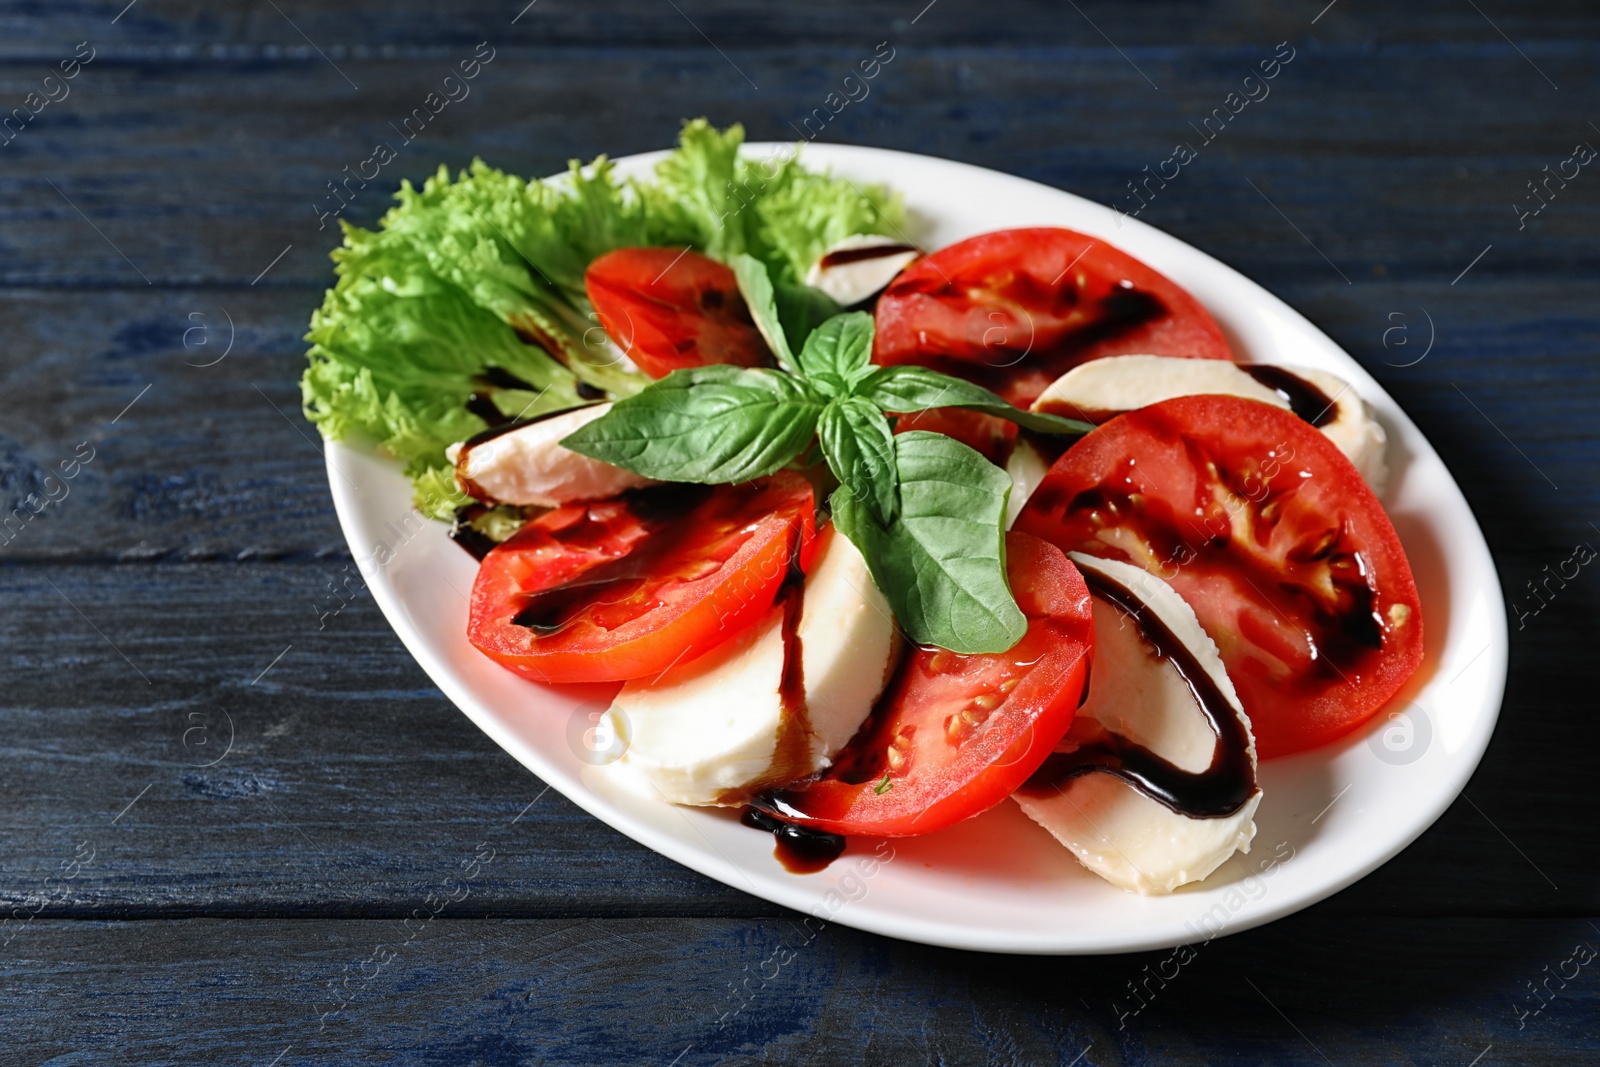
[303,122,1423,894]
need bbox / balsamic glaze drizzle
[1242,365,1338,428]
[1018,566,1258,819]
[465,393,510,428]
[740,807,846,874]
[448,504,501,561]
[817,242,921,269]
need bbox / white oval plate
[326,143,1507,954]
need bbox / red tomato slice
[1014,395,1423,758]
[468,474,817,684]
[873,227,1233,406]
[891,406,1017,465]
[757,533,1093,837]
[586,247,770,379]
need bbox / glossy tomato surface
[890,406,1017,465]
[873,227,1232,406]
[468,474,816,684]
[759,533,1094,837]
[1015,394,1423,758]
[586,247,770,379]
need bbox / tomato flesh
[468,474,816,684]
[891,406,1016,465]
[873,227,1233,407]
[586,247,770,379]
[1014,395,1423,758]
[758,533,1093,837]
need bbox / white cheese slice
[448,402,655,508]
[1005,438,1051,529]
[805,235,922,307]
[1031,354,1287,422]
[1029,354,1387,492]
[1013,554,1261,895]
[601,528,900,806]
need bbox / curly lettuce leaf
[753,154,908,286]
[647,119,909,285]
[302,274,586,519]
[302,120,910,523]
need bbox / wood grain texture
[3,0,1599,1062]
[2,0,1596,56]
[7,917,1600,1066]
[0,42,1597,288]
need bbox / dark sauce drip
[466,392,510,428]
[468,367,569,429]
[1242,365,1338,428]
[1015,430,1071,470]
[457,401,608,452]
[623,482,715,525]
[448,504,501,561]
[509,321,618,395]
[721,528,819,791]
[477,366,540,392]
[512,319,564,357]
[458,415,538,451]
[739,807,845,874]
[769,530,812,781]
[731,530,848,871]
[1018,567,1258,819]
[509,485,713,636]
[817,242,920,269]
[1061,285,1165,352]
[919,284,1167,404]
[1339,575,1384,650]
[1027,445,1387,681]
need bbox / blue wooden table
[3,2,1598,1063]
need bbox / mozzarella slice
[805,235,922,307]
[1029,354,1388,492]
[798,528,903,758]
[1031,355,1286,423]
[1005,438,1050,529]
[1284,365,1389,494]
[601,528,900,807]
[1013,554,1261,895]
[448,402,655,508]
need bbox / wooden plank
[5,915,1597,1065]
[0,560,1592,916]
[4,0,1598,57]
[0,559,760,916]
[0,44,1595,288]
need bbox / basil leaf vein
[561,365,823,483]
[831,430,1025,654]
[818,396,898,526]
[797,310,875,397]
[859,364,1094,436]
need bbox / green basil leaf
[831,430,1025,654]
[797,311,876,398]
[818,396,898,526]
[858,364,1095,436]
[729,253,800,376]
[773,281,842,359]
[561,365,823,483]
